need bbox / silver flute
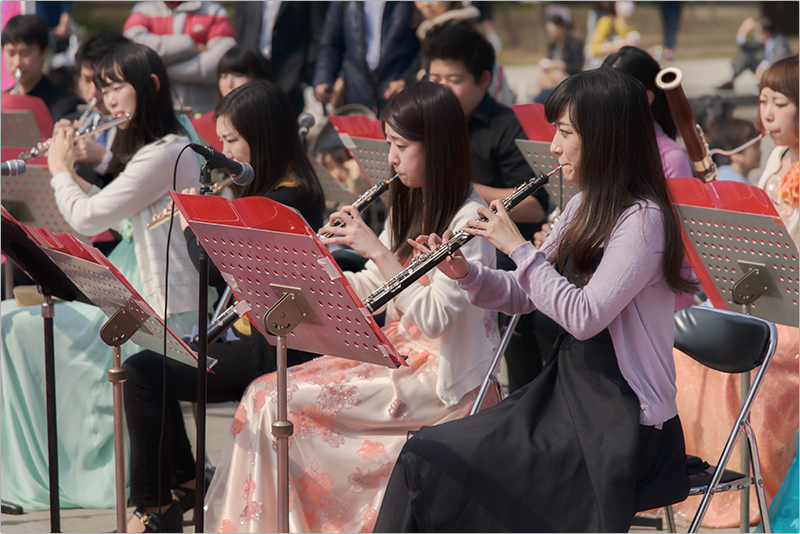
[10,68,21,94]
[76,97,100,135]
[317,173,398,239]
[363,166,562,313]
[17,113,131,162]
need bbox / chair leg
[743,420,770,533]
[664,505,677,533]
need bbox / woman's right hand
[533,223,552,248]
[47,127,75,175]
[408,230,470,280]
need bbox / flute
[317,174,398,239]
[10,68,21,94]
[76,97,100,135]
[363,166,561,313]
[18,113,132,162]
[147,176,234,230]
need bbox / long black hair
[544,69,695,293]
[94,43,183,174]
[217,46,273,82]
[380,81,473,261]
[215,80,323,204]
[602,46,678,140]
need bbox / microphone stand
[193,163,213,532]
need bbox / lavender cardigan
[457,192,679,426]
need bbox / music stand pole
[41,291,61,533]
[195,164,213,532]
[264,292,304,533]
[99,308,143,534]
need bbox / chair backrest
[673,306,773,374]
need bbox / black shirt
[27,74,82,122]
[467,94,550,246]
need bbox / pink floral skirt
[204,320,500,533]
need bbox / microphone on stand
[189,143,255,186]
[192,300,251,346]
[297,112,315,139]
[1,159,26,177]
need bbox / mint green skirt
[1,238,197,510]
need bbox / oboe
[363,166,561,313]
[317,174,398,239]
[18,113,132,162]
[147,176,234,230]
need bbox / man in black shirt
[424,26,552,392]
[2,14,81,121]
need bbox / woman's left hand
[47,127,76,175]
[464,200,527,256]
[319,205,388,262]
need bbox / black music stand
[670,177,799,531]
[515,138,571,216]
[173,192,405,532]
[1,208,92,532]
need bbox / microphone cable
[157,143,193,525]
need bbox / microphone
[1,159,26,177]
[189,143,254,186]
[297,112,315,138]
[193,300,252,346]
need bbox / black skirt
[374,329,690,533]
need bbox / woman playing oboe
[204,81,501,533]
[122,80,325,533]
[375,68,695,533]
[1,42,201,511]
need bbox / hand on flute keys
[464,200,527,256]
[46,126,75,175]
[408,230,470,280]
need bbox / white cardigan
[345,190,500,407]
[758,145,799,246]
[51,133,200,316]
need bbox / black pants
[123,331,318,507]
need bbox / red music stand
[328,115,392,186]
[1,93,53,165]
[512,103,556,142]
[2,207,204,533]
[172,192,405,532]
[190,111,223,152]
[309,155,358,205]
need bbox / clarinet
[317,174,398,239]
[363,166,561,313]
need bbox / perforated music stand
[1,164,90,241]
[172,192,405,532]
[328,115,392,186]
[1,207,90,532]
[2,93,53,165]
[309,155,358,205]
[514,139,572,215]
[669,176,798,530]
[669,177,798,327]
[2,208,204,533]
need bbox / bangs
[93,62,125,90]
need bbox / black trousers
[123,330,318,507]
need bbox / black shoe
[132,503,184,533]
[716,81,735,90]
[171,475,211,513]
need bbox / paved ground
[0,57,770,534]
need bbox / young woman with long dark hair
[203,81,501,533]
[1,42,201,511]
[121,80,325,532]
[374,68,695,533]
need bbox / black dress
[374,251,690,533]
